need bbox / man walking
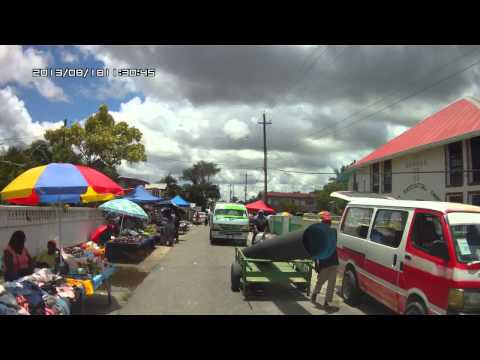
[311,211,339,310]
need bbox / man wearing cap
[311,211,339,309]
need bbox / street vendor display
[0,268,82,315]
[99,199,156,263]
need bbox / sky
[1,45,480,201]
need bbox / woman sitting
[2,230,34,282]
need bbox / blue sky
[15,45,143,125]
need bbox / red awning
[245,200,275,214]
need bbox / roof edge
[352,122,480,170]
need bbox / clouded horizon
[1,45,480,200]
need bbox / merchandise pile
[0,268,79,315]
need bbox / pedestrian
[2,230,34,282]
[252,210,270,244]
[204,208,209,226]
[311,211,339,310]
[173,209,180,244]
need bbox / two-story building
[347,97,480,205]
[264,191,317,212]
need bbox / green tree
[277,199,299,214]
[182,161,220,185]
[0,146,30,191]
[181,161,221,208]
[158,174,182,198]
[44,104,147,179]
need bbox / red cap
[319,211,332,222]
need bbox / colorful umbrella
[0,163,124,205]
[99,199,149,220]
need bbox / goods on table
[0,268,80,315]
[110,234,146,245]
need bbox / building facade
[348,97,480,205]
[117,176,149,191]
[145,183,167,198]
[265,192,317,213]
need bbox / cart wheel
[231,262,241,292]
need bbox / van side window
[341,207,373,239]
[370,210,408,248]
[411,213,446,255]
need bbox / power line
[291,45,480,147]
[316,53,480,141]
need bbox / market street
[118,225,393,315]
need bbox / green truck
[210,203,250,246]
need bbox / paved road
[119,225,392,315]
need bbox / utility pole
[258,112,271,205]
[63,119,67,147]
[244,172,248,203]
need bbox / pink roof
[353,97,480,168]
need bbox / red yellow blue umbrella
[1,163,124,205]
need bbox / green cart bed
[233,247,313,298]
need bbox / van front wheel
[405,301,427,315]
[342,268,362,306]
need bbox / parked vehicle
[332,191,480,315]
[193,211,207,225]
[179,220,190,234]
[210,203,249,246]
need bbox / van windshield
[215,209,245,217]
[448,213,480,263]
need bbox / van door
[362,208,410,312]
[337,206,374,293]
[398,209,451,314]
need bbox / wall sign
[403,183,427,194]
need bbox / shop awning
[245,200,275,214]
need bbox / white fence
[0,205,104,258]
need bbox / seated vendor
[34,240,60,270]
[2,230,34,282]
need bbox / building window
[468,136,480,185]
[446,141,463,187]
[446,192,464,204]
[371,163,380,193]
[382,160,392,193]
[468,192,480,206]
[370,209,408,248]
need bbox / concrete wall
[0,205,104,258]
[349,139,480,203]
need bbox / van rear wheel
[342,268,362,306]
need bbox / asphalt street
[119,225,393,315]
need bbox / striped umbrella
[0,163,124,256]
[99,199,148,220]
[0,163,124,205]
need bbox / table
[66,265,117,313]
[105,236,156,263]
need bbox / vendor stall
[99,199,156,263]
[61,240,117,311]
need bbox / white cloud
[223,119,250,140]
[60,49,79,63]
[0,87,63,150]
[0,45,69,102]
